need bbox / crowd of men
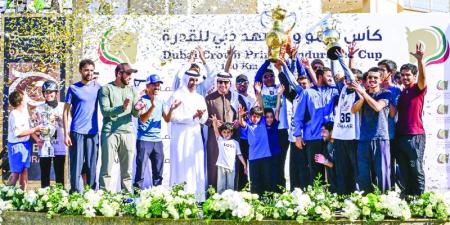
[6,43,427,201]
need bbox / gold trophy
[261,5,296,62]
[317,19,342,60]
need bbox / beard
[188,83,197,92]
[237,86,247,94]
[82,74,93,82]
[121,76,130,85]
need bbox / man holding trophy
[255,5,296,191]
[32,80,66,188]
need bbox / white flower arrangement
[2,184,450,223]
[343,191,411,221]
[135,184,198,219]
[410,191,449,220]
[203,189,260,221]
[379,191,411,220]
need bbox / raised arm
[224,46,235,73]
[275,85,284,121]
[347,41,359,69]
[336,49,355,82]
[238,105,247,128]
[255,60,270,83]
[411,43,426,90]
[287,44,299,73]
[210,114,220,138]
[254,82,263,108]
[196,46,207,66]
[172,50,196,91]
[298,57,318,86]
[281,60,303,95]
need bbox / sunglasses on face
[313,65,323,70]
[217,80,230,84]
[121,71,132,75]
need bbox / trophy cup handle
[317,30,323,43]
[260,10,272,28]
[286,12,297,31]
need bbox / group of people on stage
[6,42,427,201]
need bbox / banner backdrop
[3,17,66,181]
[82,13,450,191]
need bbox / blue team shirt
[387,85,402,139]
[293,86,339,140]
[266,120,281,156]
[357,90,391,141]
[65,81,101,135]
[244,116,272,161]
[137,95,164,142]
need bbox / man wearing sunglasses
[205,71,239,191]
[255,60,290,190]
[99,63,140,192]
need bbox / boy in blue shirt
[260,85,284,193]
[239,82,272,196]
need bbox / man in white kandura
[168,69,208,202]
